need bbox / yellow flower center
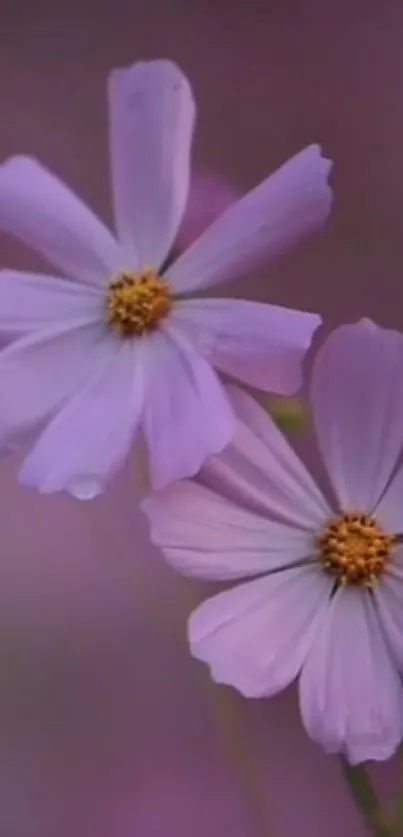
[317,512,397,587]
[106,268,172,337]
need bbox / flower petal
[0,270,102,337]
[299,587,403,763]
[18,338,144,498]
[374,465,403,533]
[202,386,331,529]
[311,320,403,511]
[108,60,195,268]
[0,321,108,443]
[373,556,403,673]
[0,156,121,285]
[189,565,330,698]
[142,479,313,580]
[142,325,235,490]
[167,144,332,293]
[172,297,320,394]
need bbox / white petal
[300,587,403,763]
[0,156,121,285]
[108,60,195,268]
[142,479,314,580]
[167,144,332,293]
[19,339,144,497]
[189,565,331,698]
[311,319,403,511]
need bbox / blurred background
[0,0,402,834]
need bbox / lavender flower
[144,319,403,764]
[0,60,331,497]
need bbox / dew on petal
[66,475,103,500]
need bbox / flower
[143,319,403,764]
[0,60,332,498]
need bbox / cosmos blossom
[0,60,332,498]
[144,320,403,764]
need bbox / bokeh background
[0,1,402,834]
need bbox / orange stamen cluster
[317,512,396,587]
[106,268,172,337]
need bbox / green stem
[93,493,275,837]
[205,680,274,837]
[341,759,395,837]
[181,583,274,837]
[180,581,274,837]
[102,460,273,837]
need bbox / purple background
[0,1,402,834]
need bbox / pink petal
[18,338,144,498]
[189,565,330,698]
[203,386,331,529]
[311,320,403,511]
[373,556,403,672]
[172,297,320,394]
[0,156,121,285]
[0,321,108,444]
[167,144,332,293]
[142,325,235,490]
[108,60,195,268]
[142,479,313,580]
[0,270,102,337]
[299,587,403,763]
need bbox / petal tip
[298,144,334,218]
[304,143,334,176]
[108,58,190,95]
[0,154,39,179]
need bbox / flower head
[0,60,332,497]
[144,320,403,763]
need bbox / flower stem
[341,759,396,837]
[204,678,275,837]
[92,488,275,837]
[181,578,274,837]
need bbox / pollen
[106,268,172,337]
[317,512,397,588]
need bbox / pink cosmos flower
[144,319,403,764]
[0,60,332,498]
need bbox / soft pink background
[0,1,402,834]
